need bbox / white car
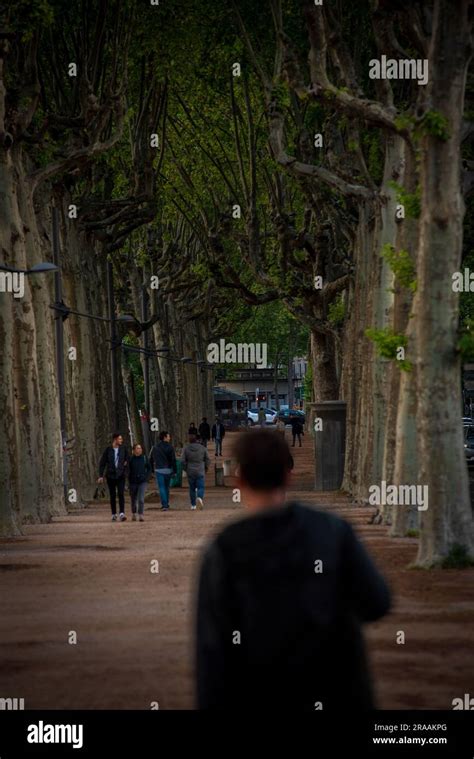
[247,408,277,425]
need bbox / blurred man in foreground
[195,428,390,710]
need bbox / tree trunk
[342,133,405,503]
[389,145,420,537]
[0,155,21,535]
[59,202,126,506]
[341,203,377,499]
[390,320,419,536]
[0,146,65,534]
[310,330,339,402]
[415,0,474,565]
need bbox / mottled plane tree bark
[0,0,133,531]
[414,0,474,565]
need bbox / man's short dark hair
[159,431,169,441]
[232,429,293,491]
[189,433,197,443]
[112,432,122,441]
[202,417,207,422]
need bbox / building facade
[215,357,308,411]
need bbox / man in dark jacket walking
[211,416,225,457]
[150,431,177,511]
[98,432,129,521]
[195,428,390,711]
[198,417,211,448]
[182,433,211,510]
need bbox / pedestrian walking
[198,417,211,448]
[150,431,177,511]
[212,416,225,457]
[275,417,286,435]
[182,433,211,510]
[189,422,198,436]
[258,407,266,427]
[129,443,151,522]
[290,416,304,447]
[98,432,129,522]
[195,428,391,710]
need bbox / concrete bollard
[215,463,225,486]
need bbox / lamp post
[106,260,119,431]
[52,207,68,503]
[141,278,151,418]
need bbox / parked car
[276,408,306,425]
[247,408,277,425]
[464,424,474,466]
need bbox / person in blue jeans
[182,433,210,510]
[150,431,177,511]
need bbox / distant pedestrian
[129,443,151,522]
[290,417,304,447]
[275,417,286,435]
[150,431,177,511]
[182,433,211,510]
[98,432,129,522]
[189,422,198,436]
[212,417,225,457]
[198,417,211,448]
[258,407,266,427]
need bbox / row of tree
[0,0,473,566]
[154,0,474,565]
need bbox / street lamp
[49,302,142,326]
[49,299,158,431]
[120,344,170,355]
[0,262,59,274]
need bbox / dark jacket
[195,502,390,711]
[211,423,225,441]
[290,418,304,435]
[129,454,151,484]
[150,441,177,473]
[199,422,211,441]
[99,445,129,479]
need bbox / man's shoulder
[211,502,348,551]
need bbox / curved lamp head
[116,314,138,324]
[0,262,59,274]
[29,262,59,274]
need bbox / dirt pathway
[1,431,473,710]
